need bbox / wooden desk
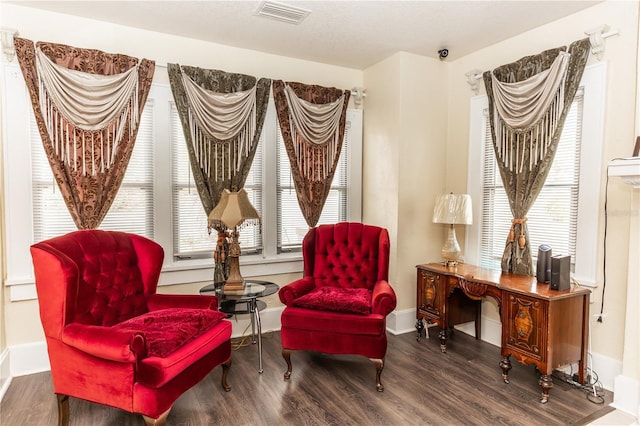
[416,263,590,404]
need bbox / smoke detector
[255,1,311,25]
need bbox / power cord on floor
[230,322,274,351]
[552,361,606,405]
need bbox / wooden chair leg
[282,348,292,380]
[221,357,232,392]
[56,394,69,426]
[370,358,385,392]
[142,407,171,426]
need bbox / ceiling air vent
[255,1,311,25]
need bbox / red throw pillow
[114,308,226,358]
[292,286,372,315]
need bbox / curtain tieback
[508,218,528,249]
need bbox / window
[467,63,606,287]
[31,102,155,242]
[170,104,264,258]
[276,120,349,252]
[478,91,583,269]
[3,67,363,301]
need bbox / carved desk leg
[539,374,553,404]
[499,355,512,384]
[438,328,448,353]
[415,318,425,341]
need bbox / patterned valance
[168,65,271,223]
[273,81,350,228]
[490,51,570,172]
[15,37,155,230]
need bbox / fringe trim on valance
[284,84,345,182]
[491,51,569,173]
[493,89,563,173]
[186,106,256,181]
[181,71,258,182]
[35,47,140,176]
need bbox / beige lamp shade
[433,193,473,266]
[208,188,260,230]
[432,193,473,225]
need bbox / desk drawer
[417,270,443,320]
[504,293,548,362]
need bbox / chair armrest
[147,294,218,311]
[278,276,315,306]
[371,280,397,316]
[62,323,145,363]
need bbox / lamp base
[223,280,244,292]
[441,224,462,266]
[223,260,244,291]
[223,231,245,292]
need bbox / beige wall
[446,0,639,364]
[361,54,402,298]
[363,52,449,310]
[0,4,361,347]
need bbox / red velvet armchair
[278,222,397,391]
[30,230,232,426]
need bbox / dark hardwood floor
[1,329,613,425]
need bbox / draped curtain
[272,80,350,228]
[15,37,155,230]
[167,65,270,224]
[483,38,590,275]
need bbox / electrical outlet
[593,313,608,322]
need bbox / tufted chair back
[303,222,390,290]
[31,230,163,337]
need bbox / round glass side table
[200,280,279,373]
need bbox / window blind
[276,121,349,252]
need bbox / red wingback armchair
[30,230,232,426]
[278,222,397,391]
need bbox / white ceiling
[8,1,600,69]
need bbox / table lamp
[208,188,260,291]
[432,193,473,266]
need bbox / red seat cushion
[281,306,385,336]
[113,308,226,358]
[292,286,372,315]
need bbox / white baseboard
[455,315,502,347]
[612,374,640,419]
[10,341,50,377]
[386,308,418,335]
[591,352,622,391]
[0,348,12,402]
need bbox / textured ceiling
[7,1,600,69]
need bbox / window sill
[147,253,304,287]
[5,254,304,301]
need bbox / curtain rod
[154,61,366,102]
[0,30,363,105]
[465,25,619,93]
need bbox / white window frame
[466,62,606,288]
[1,68,363,301]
